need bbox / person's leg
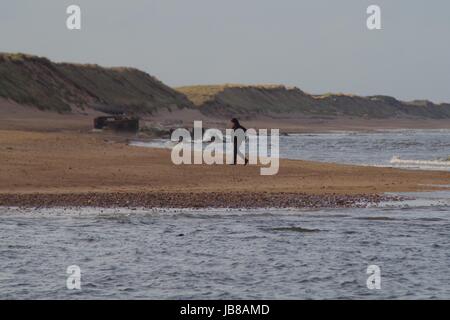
[237,141,248,165]
[235,138,249,165]
[233,137,238,165]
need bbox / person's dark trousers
[233,136,238,165]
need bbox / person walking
[230,118,248,165]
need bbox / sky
[1,0,450,103]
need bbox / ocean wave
[390,156,450,167]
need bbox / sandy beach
[1,119,450,208]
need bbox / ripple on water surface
[0,198,449,299]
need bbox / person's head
[231,118,240,126]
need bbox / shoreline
[0,192,405,209]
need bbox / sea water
[280,129,450,171]
[133,129,450,171]
[0,194,449,299]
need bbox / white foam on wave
[390,156,450,167]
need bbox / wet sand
[1,127,450,208]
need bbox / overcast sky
[1,0,450,102]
